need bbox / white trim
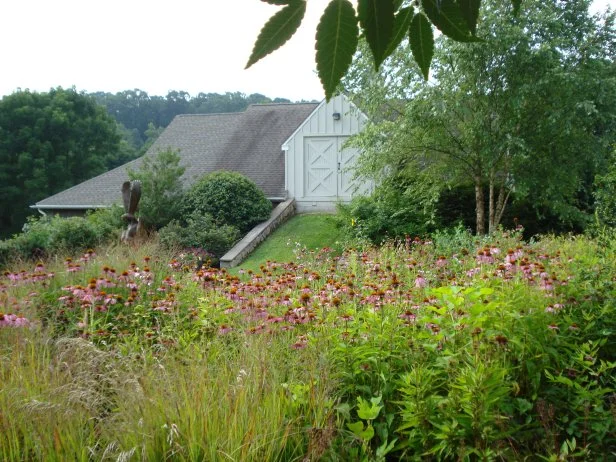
[283,145,289,192]
[30,204,111,210]
[280,95,370,149]
[281,99,327,148]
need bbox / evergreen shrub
[182,171,272,233]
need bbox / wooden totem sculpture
[121,180,142,242]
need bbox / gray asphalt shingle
[33,102,319,209]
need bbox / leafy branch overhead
[246,0,518,99]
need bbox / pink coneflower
[548,324,559,330]
[399,310,416,322]
[0,313,30,327]
[218,324,233,335]
[414,274,427,288]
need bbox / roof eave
[30,204,112,210]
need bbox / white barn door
[338,140,357,199]
[304,137,358,199]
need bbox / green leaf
[316,0,359,100]
[347,421,376,440]
[246,1,307,68]
[458,0,480,35]
[409,12,434,80]
[357,395,382,420]
[421,0,480,42]
[261,0,291,4]
[358,0,395,70]
[385,6,415,57]
[511,0,522,15]
[347,420,365,435]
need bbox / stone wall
[219,199,296,269]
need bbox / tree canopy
[0,88,123,237]
[344,0,616,234]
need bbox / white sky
[0,0,614,102]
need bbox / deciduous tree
[345,0,616,234]
[0,88,122,237]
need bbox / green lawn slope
[236,213,343,272]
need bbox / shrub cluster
[158,213,240,261]
[337,186,433,244]
[0,207,123,266]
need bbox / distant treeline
[90,90,300,152]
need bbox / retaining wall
[219,199,296,269]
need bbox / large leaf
[261,0,291,4]
[422,0,480,42]
[384,6,415,57]
[458,0,480,35]
[316,0,359,100]
[409,12,434,80]
[358,0,395,70]
[246,1,307,68]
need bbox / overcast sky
[0,0,614,102]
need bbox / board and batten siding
[283,95,370,212]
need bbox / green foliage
[181,171,272,233]
[315,0,359,99]
[344,0,616,234]
[0,208,122,266]
[0,88,122,237]
[158,213,240,259]
[128,148,185,230]
[84,206,124,241]
[409,12,434,80]
[337,177,438,243]
[246,0,306,68]
[47,217,100,253]
[594,151,616,228]
[248,0,494,98]
[358,0,395,70]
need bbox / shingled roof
[33,102,319,210]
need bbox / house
[31,95,368,216]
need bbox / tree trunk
[475,178,486,235]
[488,172,495,234]
[494,183,511,231]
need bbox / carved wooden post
[121,180,142,242]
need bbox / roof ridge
[247,102,319,107]
[176,112,241,117]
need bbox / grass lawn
[236,213,343,272]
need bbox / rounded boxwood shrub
[182,171,272,233]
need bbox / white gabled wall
[284,95,369,212]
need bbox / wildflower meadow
[1,229,615,460]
